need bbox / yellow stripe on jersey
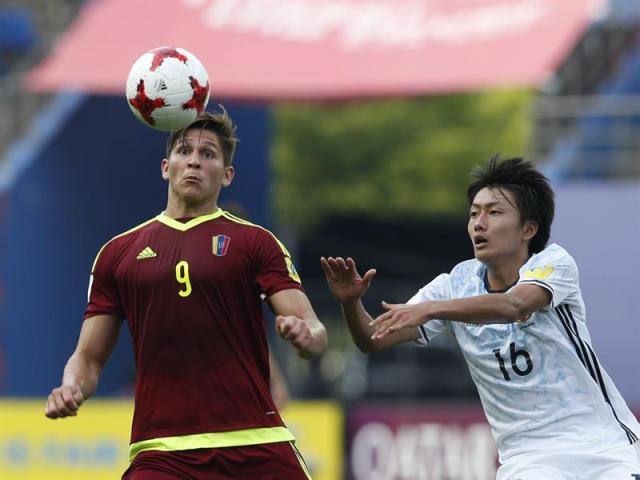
[155,209,225,231]
[523,265,554,280]
[222,211,301,284]
[90,217,157,273]
[290,441,313,479]
[128,426,296,462]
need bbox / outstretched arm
[45,314,121,419]
[321,257,419,353]
[269,289,327,359]
[370,283,551,339]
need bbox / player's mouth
[183,175,201,184]
[473,235,488,249]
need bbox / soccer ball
[126,46,210,131]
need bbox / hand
[276,315,313,357]
[370,301,429,339]
[45,384,85,419]
[320,257,376,304]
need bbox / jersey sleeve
[254,228,304,297]
[517,244,578,312]
[406,273,452,346]
[84,240,125,320]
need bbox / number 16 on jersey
[493,342,533,381]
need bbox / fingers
[45,386,83,419]
[276,316,311,350]
[370,302,403,339]
[361,268,377,286]
[319,257,367,279]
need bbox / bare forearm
[62,350,102,400]
[341,299,378,352]
[297,322,327,359]
[428,293,525,324]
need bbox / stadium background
[0,0,639,478]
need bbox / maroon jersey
[85,210,302,446]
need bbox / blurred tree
[272,89,533,230]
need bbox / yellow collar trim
[156,209,225,231]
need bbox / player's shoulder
[220,210,285,243]
[220,210,264,231]
[525,243,576,269]
[91,216,158,271]
[450,258,483,280]
[112,216,159,241]
[520,243,579,283]
[100,216,160,251]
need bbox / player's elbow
[502,294,528,323]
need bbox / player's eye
[490,210,501,215]
[470,211,478,218]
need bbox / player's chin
[473,247,490,262]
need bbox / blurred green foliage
[272,89,533,230]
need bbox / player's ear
[161,158,169,180]
[222,166,235,188]
[522,220,538,241]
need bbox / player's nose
[473,212,487,230]
[187,152,201,168]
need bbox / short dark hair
[467,155,555,255]
[165,106,239,167]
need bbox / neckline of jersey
[483,269,518,294]
[156,209,225,231]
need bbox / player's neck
[164,197,219,220]
[485,251,530,291]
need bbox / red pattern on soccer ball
[128,79,165,126]
[150,47,188,72]
[182,76,209,114]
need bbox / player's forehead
[471,186,517,209]
[174,128,220,150]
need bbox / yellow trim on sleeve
[222,211,301,284]
[90,217,157,272]
[128,426,296,462]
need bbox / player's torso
[449,275,635,460]
[112,217,260,336]
[106,216,284,440]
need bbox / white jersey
[411,243,640,463]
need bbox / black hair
[467,155,555,255]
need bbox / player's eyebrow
[471,200,504,209]
[199,139,219,149]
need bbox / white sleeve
[407,273,451,346]
[517,246,578,312]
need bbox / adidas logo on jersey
[136,247,157,260]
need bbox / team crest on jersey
[212,235,231,256]
[523,265,554,280]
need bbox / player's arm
[321,256,419,353]
[371,283,551,339]
[45,314,121,419]
[269,289,327,359]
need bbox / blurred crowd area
[1,0,640,406]
[0,0,85,154]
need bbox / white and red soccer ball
[126,47,210,131]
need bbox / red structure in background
[27,0,603,100]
